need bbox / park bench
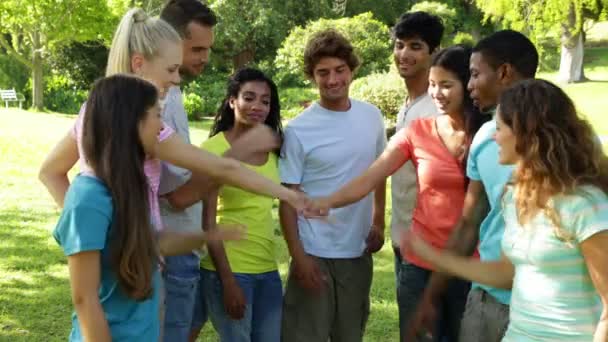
[1,89,25,109]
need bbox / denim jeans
[394,247,470,342]
[202,269,282,342]
[162,253,204,342]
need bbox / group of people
[37,0,608,341]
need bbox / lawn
[1,53,607,341]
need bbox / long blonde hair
[499,79,608,242]
[106,8,181,76]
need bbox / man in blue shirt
[406,30,538,342]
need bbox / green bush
[182,70,230,120]
[183,92,205,121]
[43,74,87,114]
[280,87,318,119]
[350,71,405,122]
[452,32,476,46]
[274,12,391,87]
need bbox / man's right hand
[293,254,326,294]
[222,279,247,320]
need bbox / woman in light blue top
[403,79,608,341]
[53,75,240,341]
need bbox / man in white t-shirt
[279,30,387,342]
[388,11,443,341]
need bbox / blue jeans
[394,247,470,342]
[162,253,205,342]
[202,269,282,342]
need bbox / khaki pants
[459,288,510,342]
[281,254,373,342]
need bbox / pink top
[70,104,174,230]
[389,117,473,269]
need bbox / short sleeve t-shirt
[466,119,514,304]
[200,133,279,273]
[501,186,608,341]
[53,175,161,341]
[70,104,174,229]
[391,94,440,246]
[389,117,469,269]
[279,100,386,258]
[157,87,203,236]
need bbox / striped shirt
[501,185,608,341]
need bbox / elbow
[38,166,51,185]
[71,292,99,311]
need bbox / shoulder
[201,133,228,155]
[470,120,496,151]
[65,176,113,216]
[351,99,381,116]
[415,94,440,117]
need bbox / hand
[404,291,438,341]
[232,124,281,155]
[222,279,247,320]
[365,224,385,254]
[285,189,313,213]
[205,223,246,242]
[401,229,437,263]
[302,197,331,219]
[293,254,326,294]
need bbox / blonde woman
[39,8,309,225]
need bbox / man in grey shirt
[159,1,216,341]
[389,12,442,341]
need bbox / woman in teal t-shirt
[403,79,608,341]
[187,68,284,342]
[53,75,239,341]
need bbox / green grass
[1,50,607,340]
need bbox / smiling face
[180,22,214,78]
[136,39,182,98]
[231,81,272,127]
[493,106,519,165]
[393,36,433,80]
[428,65,464,116]
[138,101,163,156]
[312,57,353,103]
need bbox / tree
[475,0,608,83]
[274,13,391,87]
[208,0,291,71]
[0,0,116,110]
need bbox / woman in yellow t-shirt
[192,68,284,342]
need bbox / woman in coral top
[309,45,490,341]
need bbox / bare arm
[39,132,79,207]
[279,185,307,262]
[407,232,514,289]
[202,190,235,284]
[156,135,303,209]
[165,131,271,211]
[67,251,110,342]
[580,232,608,342]
[328,146,407,209]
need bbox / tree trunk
[232,49,255,71]
[32,31,44,110]
[558,3,586,83]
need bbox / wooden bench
[1,89,25,109]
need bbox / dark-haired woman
[404,79,608,341]
[186,68,284,342]
[307,45,490,341]
[53,75,240,341]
